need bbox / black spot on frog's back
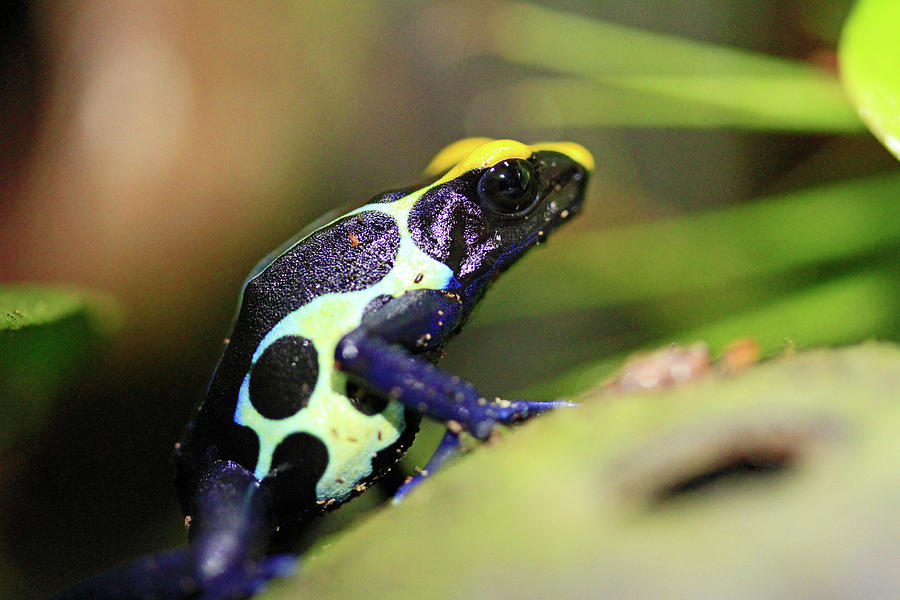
[264,432,329,520]
[216,422,260,473]
[249,335,318,419]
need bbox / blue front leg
[50,461,294,600]
[336,289,572,497]
[337,330,571,438]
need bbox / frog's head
[407,138,593,299]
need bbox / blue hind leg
[50,461,295,600]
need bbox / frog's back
[175,137,594,524]
[175,208,421,519]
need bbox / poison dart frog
[52,138,593,600]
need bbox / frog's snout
[540,153,590,229]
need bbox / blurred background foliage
[0,1,897,598]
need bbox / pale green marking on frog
[234,189,455,501]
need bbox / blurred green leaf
[477,172,900,323]
[683,270,896,351]
[839,0,900,158]
[489,2,822,78]
[463,1,862,131]
[542,269,898,397]
[469,74,861,131]
[0,285,119,450]
[0,285,115,332]
[797,0,857,44]
[264,343,900,600]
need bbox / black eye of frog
[477,158,539,215]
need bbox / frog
[52,137,593,600]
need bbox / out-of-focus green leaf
[683,270,896,351]
[476,172,900,324]
[426,1,861,131]
[0,285,119,450]
[541,269,898,397]
[487,1,821,78]
[467,74,861,131]
[840,0,900,159]
[798,0,857,44]
[0,286,114,332]
[264,344,900,600]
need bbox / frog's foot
[392,429,461,503]
[51,461,295,600]
[391,400,577,503]
[338,319,578,501]
[469,398,578,437]
[49,548,295,600]
[197,554,298,600]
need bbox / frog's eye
[477,159,538,215]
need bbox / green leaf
[0,285,119,450]
[0,285,115,332]
[477,172,900,323]
[467,74,862,132]
[451,1,861,131]
[840,0,900,158]
[540,269,898,397]
[486,2,824,79]
[262,343,900,599]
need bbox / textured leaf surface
[263,343,900,599]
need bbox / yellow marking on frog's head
[423,138,595,183]
[423,137,494,177]
[532,141,595,172]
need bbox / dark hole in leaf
[610,416,839,507]
[654,453,793,502]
